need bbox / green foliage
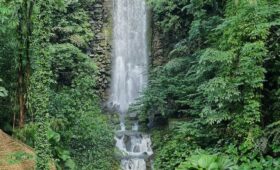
[238,156,280,170]
[145,0,280,169]
[1,0,280,169]
[265,121,280,153]
[176,151,280,170]
[7,151,34,165]
[27,1,55,169]
[70,114,115,170]
[47,43,115,169]
[0,0,115,169]
[152,118,214,170]
[152,128,192,170]
[0,0,18,132]
[51,4,93,50]
[176,152,236,170]
[0,79,8,97]
[21,1,115,168]
[14,123,37,146]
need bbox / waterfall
[109,0,148,114]
[109,0,152,169]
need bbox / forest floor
[0,129,35,170]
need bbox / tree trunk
[17,0,35,128]
[18,6,25,128]
[18,52,25,128]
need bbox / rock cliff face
[89,0,166,99]
[89,0,113,99]
[150,20,173,68]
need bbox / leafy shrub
[176,152,237,170]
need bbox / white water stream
[108,0,152,169]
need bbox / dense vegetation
[1,0,280,170]
[139,0,280,169]
[0,0,116,169]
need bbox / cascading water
[108,0,152,169]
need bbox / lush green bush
[152,128,193,170]
[144,0,280,169]
[176,151,280,170]
[2,0,116,169]
[176,151,236,170]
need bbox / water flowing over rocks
[108,0,153,169]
